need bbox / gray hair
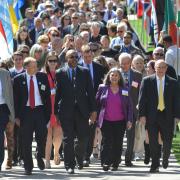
[119,53,132,64]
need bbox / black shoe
[149,167,159,173]
[162,160,169,169]
[103,164,110,171]
[37,158,45,170]
[83,160,90,167]
[125,161,133,167]
[77,164,83,170]
[66,168,74,174]
[111,167,118,171]
[60,153,64,161]
[24,169,32,175]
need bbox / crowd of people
[0,0,180,176]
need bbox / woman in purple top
[96,68,133,171]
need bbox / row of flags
[0,0,24,60]
[133,0,179,45]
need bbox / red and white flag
[0,20,11,61]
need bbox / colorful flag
[143,0,151,34]
[177,0,180,27]
[0,20,11,60]
[137,0,143,18]
[151,0,158,44]
[164,0,177,44]
[0,0,14,55]
[14,0,24,21]
[8,0,19,35]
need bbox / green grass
[172,126,180,164]
[129,18,154,52]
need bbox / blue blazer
[96,84,133,128]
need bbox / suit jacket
[126,69,142,117]
[138,74,180,128]
[29,28,45,44]
[166,65,177,80]
[96,84,133,128]
[54,65,97,121]
[13,72,51,124]
[0,68,15,122]
[79,61,106,94]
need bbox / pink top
[104,88,125,122]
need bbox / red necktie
[30,76,35,109]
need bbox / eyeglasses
[154,53,164,56]
[48,59,57,63]
[68,55,78,59]
[72,17,78,19]
[51,34,59,37]
[91,49,98,52]
[124,36,131,39]
[117,30,124,33]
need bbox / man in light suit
[55,49,97,174]
[13,57,51,175]
[119,53,142,166]
[0,68,14,171]
[138,60,180,173]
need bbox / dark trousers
[125,119,136,163]
[84,123,96,161]
[13,124,23,162]
[147,110,174,169]
[21,106,47,171]
[60,105,89,169]
[0,104,10,166]
[101,120,126,167]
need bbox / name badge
[122,90,128,96]
[132,81,139,88]
[51,88,56,95]
[41,84,46,91]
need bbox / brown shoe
[6,160,12,169]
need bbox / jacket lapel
[164,75,169,106]
[151,75,158,105]
[23,73,28,98]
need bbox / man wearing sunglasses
[153,47,177,80]
[55,49,97,174]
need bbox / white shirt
[14,67,24,74]
[83,62,94,81]
[26,73,43,107]
[0,79,5,104]
[165,45,180,75]
[156,75,165,95]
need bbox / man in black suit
[119,53,142,166]
[13,57,51,175]
[138,60,180,173]
[80,44,105,166]
[54,49,97,174]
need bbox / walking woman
[44,51,63,168]
[96,68,133,171]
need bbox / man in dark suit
[80,44,105,166]
[13,57,51,175]
[138,60,180,173]
[119,53,142,166]
[54,49,97,174]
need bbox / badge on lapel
[131,81,138,88]
[41,84,46,91]
[122,90,128,96]
[22,81,26,85]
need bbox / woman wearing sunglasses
[44,51,62,169]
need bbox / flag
[0,20,11,60]
[164,0,177,44]
[151,0,159,44]
[137,0,143,18]
[14,0,24,21]
[8,0,19,35]
[143,0,151,34]
[0,0,14,55]
[177,0,180,27]
[127,0,135,8]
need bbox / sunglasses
[154,53,164,56]
[51,34,59,37]
[22,51,29,54]
[68,55,78,59]
[48,59,57,63]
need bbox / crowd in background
[0,0,180,176]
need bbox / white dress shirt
[26,73,43,107]
[0,79,5,104]
[156,75,165,95]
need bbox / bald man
[138,60,180,173]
